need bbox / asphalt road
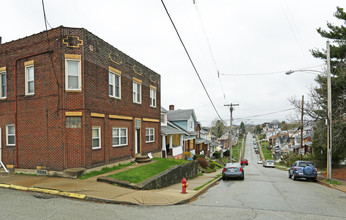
[1,133,346,219]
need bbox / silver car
[222,163,244,180]
[263,160,275,168]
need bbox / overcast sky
[1,0,344,126]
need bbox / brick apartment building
[0,26,161,171]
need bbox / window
[150,87,156,107]
[6,124,15,146]
[112,127,128,147]
[25,65,34,95]
[133,81,141,104]
[65,59,81,91]
[145,128,155,143]
[92,127,101,149]
[109,71,121,98]
[0,71,6,98]
[66,117,82,128]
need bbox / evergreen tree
[211,119,225,138]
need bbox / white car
[257,160,263,164]
[263,160,275,168]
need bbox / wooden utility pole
[326,41,332,180]
[224,103,239,163]
[300,95,304,160]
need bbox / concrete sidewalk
[0,170,221,206]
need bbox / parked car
[255,150,259,154]
[222,163,244,180]
[263,160,275,168]
[288,161,317,182]
[241,159,248,166]
[257,160,263,164]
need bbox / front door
[135,129,140,154]
[0,127,2,160]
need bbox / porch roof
[161,126,185,135]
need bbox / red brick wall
[0,26,161,171]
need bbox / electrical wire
[194,2,226,99]
[161,0,226,124]
[234,108,295,120]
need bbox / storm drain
[32,193,55,199]
[36,170,47,175]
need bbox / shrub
[223,149,230,157]
[213,151,221,159]
[193,154,205,160]
[197,157,209,169]
[209,163,215,169]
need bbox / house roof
[161,106,168,113]
[161,126,185,135]
[167,109,196,121]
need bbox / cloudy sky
[1,0,344,126]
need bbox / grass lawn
[261,141,272,160]
[108,158,188,184]
[232,141,242,161]
[79,162,134,180]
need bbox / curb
[0,183,86,200]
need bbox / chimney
[169,105,174,111]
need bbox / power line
[161,0,225,123]
[234,108,295,120]
[194,2,226,99]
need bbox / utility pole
[300,95,304,160]
[224,103,239,163]
[326,41,332,180]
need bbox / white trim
[109,70,121,99]
[65,58,82,91]
[150,87,156,108]
[6,124,15,146]
[145,128,155,143]
[92,126,101,149]
[25,65,35,95]
[112,127,128,147]
[133,81,141,104]
[0,71,6,99]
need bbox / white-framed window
[0,71,6,99]
[133,81,141,104]
[150,87,156,107]
[109,71,121,98]
[112,127,128,147]
[6,124,15,146]
[25,65,34,95]
[145,128,155,143]
[65,59,81,91]
[92,126,101,149]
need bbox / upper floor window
[133,81,141,104]
[92,126,101,149]
[65,55,81,91]
[6,124,15,146]
[0,71,6,99]
[25,65,34,95]
[145,128,155,143]
[150,87,156,108]
[109,71,121,99]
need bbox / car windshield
[267,160,274,163]
[299,162,314,167]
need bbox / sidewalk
[0,169,221,206]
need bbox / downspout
[14,50,52,167]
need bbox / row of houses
[262,122,314,159]
[0,26,222,173]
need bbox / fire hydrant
[181,178,189,194]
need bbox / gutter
[14,50,52,167]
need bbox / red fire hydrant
[181,178,189,194]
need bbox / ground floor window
[6,124,15,146]
[92,126,101,149]
[112,127,128,147]
[145,128,155,143]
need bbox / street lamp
[285,41,332,180]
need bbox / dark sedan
[222,163,244,180]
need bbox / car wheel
[312,177,317,182]
[222,176,226,180]
[241,174,244,180]
[288,171,292,179]
[293,174,297,181]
